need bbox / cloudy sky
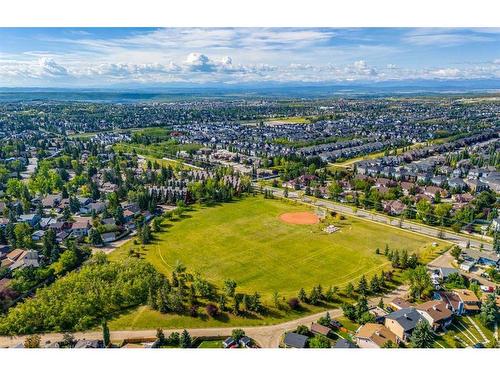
[0,28,499,87]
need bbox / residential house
[56,230,71,243]
[18,213,41,226]
[77,196,92,207]
[465,178,488,193]
[102,232,117,243]
[369,306,388,323]
[431,175,447,186]
[71,221,91,238]
[452,192,474,203]
[355,323,398,348]
[448,178,467,191]
[41,194,61,208]
[310,323,331,337]
[383,200,407,216]
[9,250,39,271]
[80,201,106,215]
[462,248,500,268]
[436,289,481,316]
[123,209,136,223]
[415,300,453,331]
[460,260,475,272]
[333,339,357,348]
[384,308,423,342]
[389,297,412,311]
[433,267,459,281]
[40,217,58,229]
[453,289,481,314]
[283,332,308,348]
[423,186,448,199]
[31,230,46,241]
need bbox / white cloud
[429,68,461,78]
[402,29,495,47]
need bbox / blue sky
[0,28,499,87]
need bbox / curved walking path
[0,285,408,348]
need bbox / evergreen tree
[370,274,380,294]
[392,250,400,268]
[345,282,355,298]
[410,320,434,348]
[180,329,192,348]
[479,294,498,328]
[298,288,307,302]
[156,328,165,345]
[357,275,368,295]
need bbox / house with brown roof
[452,192,474,203]
[423,186,448,199]
[355,323,398,348]
[400,181,417,195]
[416,300,453,331]
[453,289,481,314]
[437,289,481,316]
[71,221,91,238]
[389,297,412,311]
[383,200,407,216]
[310,322,331,337]
[41,194,61,208]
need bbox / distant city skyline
[0,27,499,87]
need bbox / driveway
[428,251,496,287]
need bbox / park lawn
[108,196,446,330]
[113,141,202,159]
[110,196,444,300]
[197,340,224,348]
[108,302,332,331]
[264,116,311,124]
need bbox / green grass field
[197,340,224,348]
[107,195,446,330]
[110,196,443,297]
[110,196,444,298]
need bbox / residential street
[428,251,497,287]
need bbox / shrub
[205,303,219,317]
[296,325,310,336]
[189,305,198,317]
[287,297,301,310]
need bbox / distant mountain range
[0,79,498,102]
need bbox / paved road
[428,251,497,287]
[259,184,493,251]
[0,286,409,348]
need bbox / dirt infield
[279,211,319,225]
